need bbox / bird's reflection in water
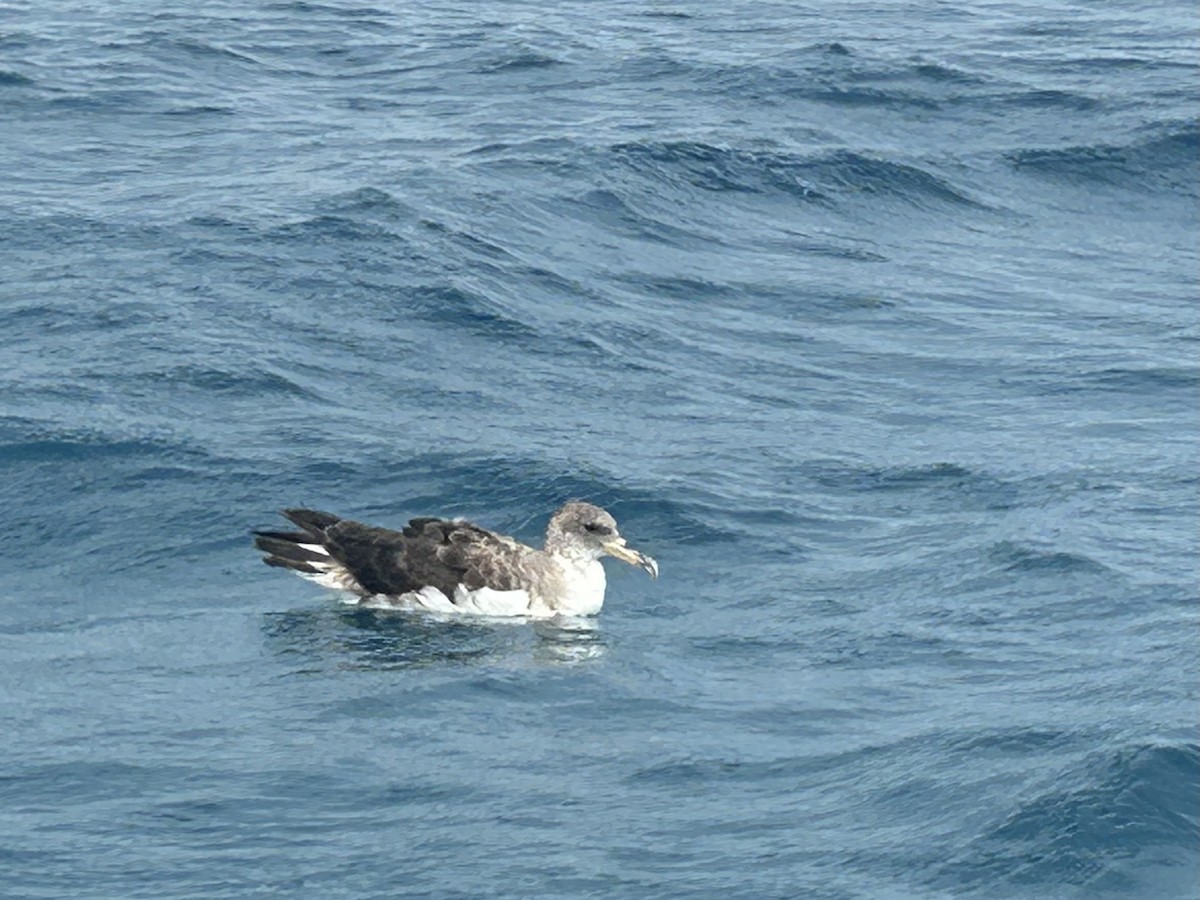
[532,617,607,664]
[262,603,607,672]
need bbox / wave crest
[611,141,982,208]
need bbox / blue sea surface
[1,1,1197,897]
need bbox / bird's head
[546,501,658,578]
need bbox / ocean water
[1,0,1197,896]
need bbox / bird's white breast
[541,556,606,617]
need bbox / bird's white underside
[292,540,606,618]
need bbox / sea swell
[939,742,1200,895]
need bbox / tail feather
[254,508,364,594]
[253,532,330,564]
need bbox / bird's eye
[584,522,611,535]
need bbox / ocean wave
[134,363,324,401]
[610,140,827,200]
[629,753,822,787]
[610,141,983,209]
[0,760,182,806]
[261,0,393,15]
[401,284,539,342]
[685,49,968,112]
[1013,364,1200,397]
[625,274,737,302]
[473,49,564,74]
[0,213,168,252]
[771,234,889,262]
[798,461,1022,512]
[0,70,34,86]
[160,104,235,117]
[945,727,1081,755]
[158,37,266,68]
[987,541,1111,576]
[270,213,404,244]
[941,742,1200,892]
[323,186,419,220]
[333,451,628,513]
[1009,122,1199,192]
[804,150,984,207]
[177,199,424,283]
[1000,87,1102,110]
[556,188,712,246]
[669,44,1140,124]
[418,217,515,262]
[1082,366,1200,392]
[676,45,1121,121]
[0,418,192,464]
[910,62,983,85]
[795,85,941,111]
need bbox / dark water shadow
[261,603,607,672]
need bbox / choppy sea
[1,1,1197,897]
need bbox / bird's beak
[603,539,659,578]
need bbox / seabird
[253,501,658,618]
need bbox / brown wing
[318,515,537,599]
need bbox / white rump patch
[296,558,364,594]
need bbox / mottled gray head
[546,501,658,577]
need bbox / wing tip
[281,508,342,535]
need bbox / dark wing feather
[320,517,536,598]
[253,521,340,575]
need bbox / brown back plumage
[255,508,540,599]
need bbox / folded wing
[255,509,540,604]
